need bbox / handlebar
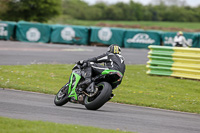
[81,62,88,69]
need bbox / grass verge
[0,116,131,133]
[48,19,200,31]
[0,64,200,114]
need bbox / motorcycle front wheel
[54,84,69,106]
[84,82,112,110]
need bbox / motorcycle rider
[173,31,190,47]
[77,44,125,86]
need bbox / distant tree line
[0,0,61,22]
[0,0,200,22]
[62,0,200,22]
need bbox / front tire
[84,82,112,110]
[54,84,69,106]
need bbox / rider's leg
[79,66,92,86]
[79,63,108,86]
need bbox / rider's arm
[86,53,109,63]
[182,36,190,47]
[173,36,178,47]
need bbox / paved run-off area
[0,40,148,65]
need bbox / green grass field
[0,117,132,133]
[0,64,200,114]
[48,18,200,31]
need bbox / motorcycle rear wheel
[84,82,112,110]
[54,84,69,106]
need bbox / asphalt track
[1,88,200,133]
[1,40,200,133]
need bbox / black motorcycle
[54,63,123,110]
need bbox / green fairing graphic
[101,69,123,76]
[101,70,123,83]
[68,73,81,100]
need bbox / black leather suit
[85,52,125,76]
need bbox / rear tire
[54,84,69,106]
[84,82,112,110]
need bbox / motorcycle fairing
[102,69,122,78]
[101,69,122,76]
[68,72,81,100]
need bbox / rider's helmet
[107,44,121,54]
[177,31,183,36]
